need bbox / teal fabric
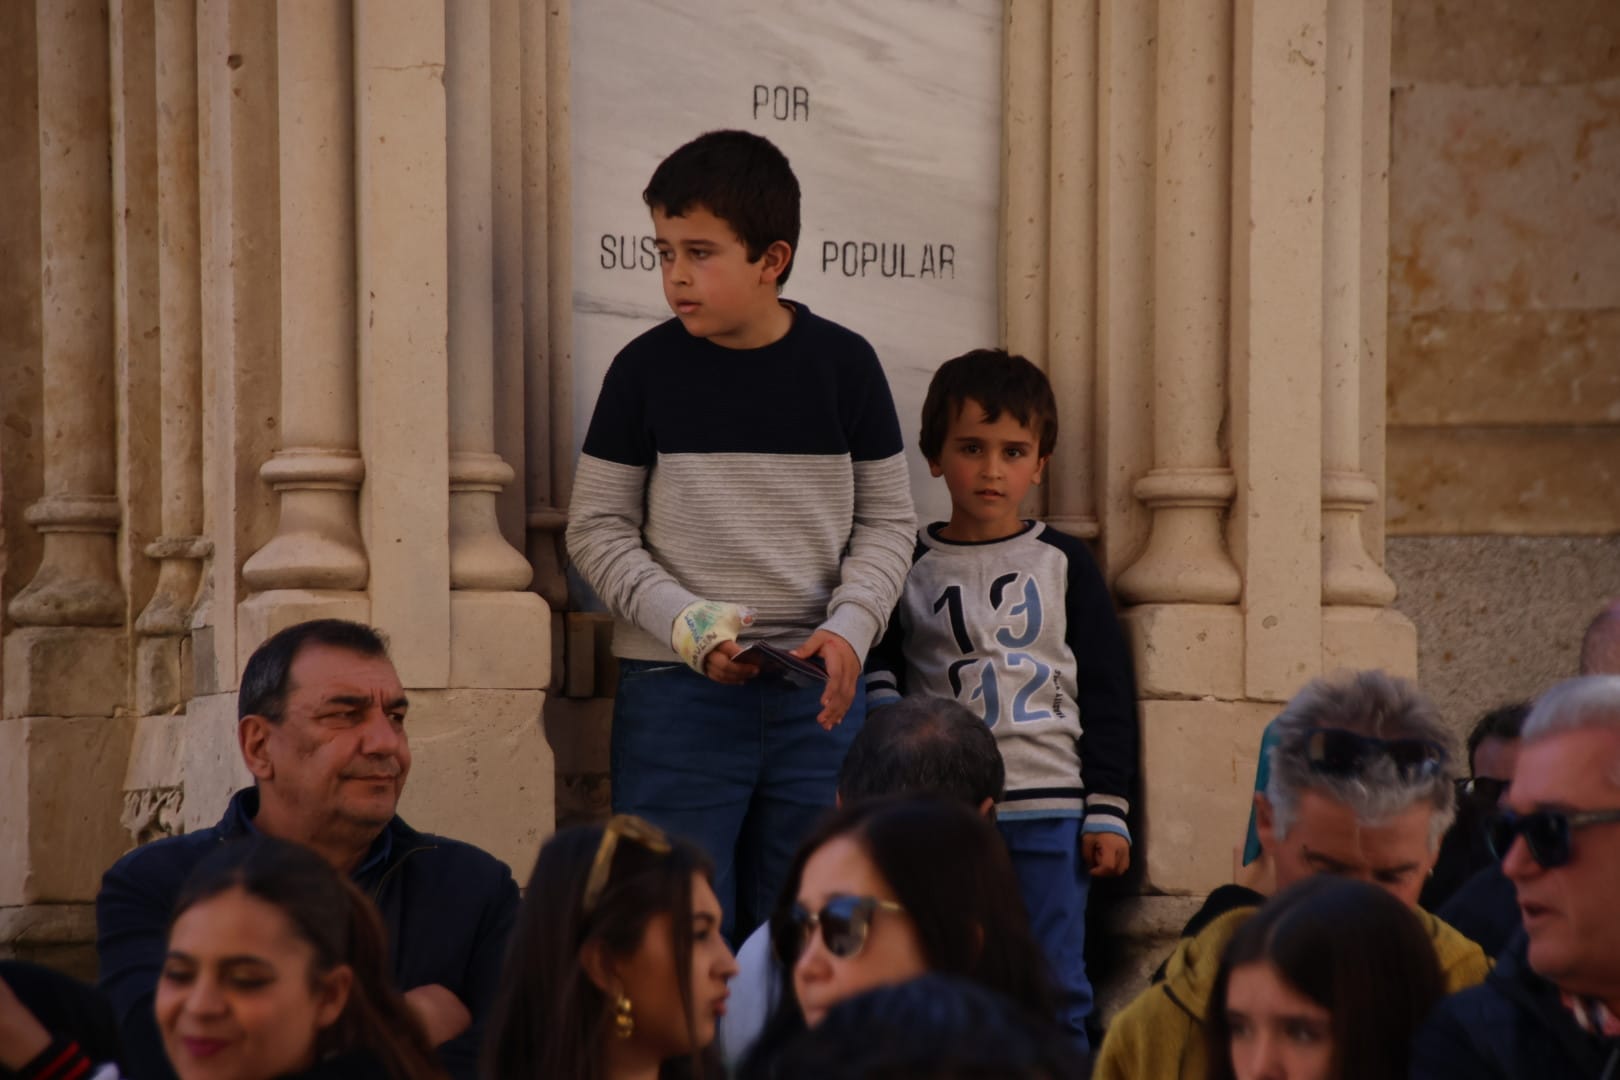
[1241,720,1283,865]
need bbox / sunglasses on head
[1304,728,1446,781]
[782,894,906,962]
[582,814,672,913]
[1485,807,1620,869]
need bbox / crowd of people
[3,129,1617,1080]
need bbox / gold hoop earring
[614,993,634,1040]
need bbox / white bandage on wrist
[671,600,756,673]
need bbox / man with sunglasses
[1095,671,1490,1080]
[1412,675,1620,1079]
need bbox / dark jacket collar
[216,787,431,883]
[1491,930,1620,1073]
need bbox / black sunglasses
[1455,776,1510,808]
[1305,728,1446,781]
[1485,807,1620,868]
[781,894,905,962]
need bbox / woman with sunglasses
[156,837,445,1080]
[482,816,737,1080]
[739,798,1052,1077]
[1203,875,1446,1080]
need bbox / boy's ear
[927,457,944,478]
[1032,454,1050,484]
[757,239,793,285]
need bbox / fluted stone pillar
[239,0,369,652]
[9,0,125,638]
[134,0,211,715]
[1320,0,1397,610]
[446,0,533,595]
[1114,0,1242,610]
[1001,0,1100,541]
[0,0,135,958]
[522,0,573,615]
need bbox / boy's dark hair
[918,349,1058,461]
[1466,701,1529,772]
[643,129,801,286]
[238,619,390,723]
[838,696,1004,808]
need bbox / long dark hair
[743,798,1052,1075]
[170,837,444,1080]
[483,821,722,1080]
[1204,876,1446,1080]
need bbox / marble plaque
[570,0,1004,526]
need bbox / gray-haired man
[1413,675,1620,1079]
[1094,670,1490,1080]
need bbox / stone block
[394,688,552,879]
[1388,426,1620,535]
[1389,310,1620,428]
[447,590,550,690]
[236,590,370,682]
[1122,605,1245,700]
[1138,698,1276,895]
[1321,606,1418,680]
[0,715,134,905]
[1390,80,1620,316]
[1387,536,1620,733]
[1393,0,1620,86]
[0,903,100,983]
[178,692,252,834]
[134,633,193,715]
[122,711,189,845]
[3,627,129,719]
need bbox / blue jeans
[998,816,1093,1057]
[611,659,865,944]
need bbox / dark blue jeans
[998,816,1094,1057]
[611,659,866,944]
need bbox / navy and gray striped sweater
[567,304,917,663]
[866,521,1139,835]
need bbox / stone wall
[1385,0,1620,730]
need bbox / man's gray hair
[1265,670,1457,850]
[1522,675,1620,788]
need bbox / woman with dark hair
[156,837,443,1080]
[739,798,1052,1074]
[482,815,737,1080]
[1204,875,1446,1080]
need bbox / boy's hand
[703,640,762,685]
[791,630,858,730]
[1083,832,1131,877]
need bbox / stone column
[1002,0,1100,541]
[446,0,533,595]
[239,0,369,650]
[1320,0,1397,609]
[1044,1,1100,541]
[1114,0,1242,609]
[134,0,211,714]
[522,0,573,614]
[1,0,134,971]
[8,0,125,639]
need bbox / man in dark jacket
[96,619,519,1080]
[1412,675,1620,1079]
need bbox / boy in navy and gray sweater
[566,131,915,943]
[865,348,1139,1053]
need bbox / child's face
[652,205,789,349]
[929,398,1047,542]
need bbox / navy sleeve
[837,336,905,462]
[433,857,520,1080]
[862,602,907,706]
[1042,528,1139,838]
[95,849,183,1080]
